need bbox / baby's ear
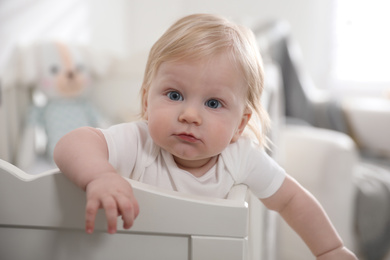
[231,108,252,143]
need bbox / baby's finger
[132,196,140,218]
[85,199,100,234]
[102,196,119,234]
[117,195,139,229]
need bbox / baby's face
[144,53,251,169]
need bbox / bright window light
[333,0,390,82]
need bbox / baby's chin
[172,154,219,177]
[172,152,216,166]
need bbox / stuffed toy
[16,41,109,173]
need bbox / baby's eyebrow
[158,74,184,85]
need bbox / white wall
[0,0,90,74]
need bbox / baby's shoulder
[103,120,147,135]
[226,136,264,155]
[222,137,266,167]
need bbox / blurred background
[1,0,390,114]
[1,0,389,259]
[2,0,389,98]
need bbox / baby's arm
[261,175,357,260]
[53,127,139,234]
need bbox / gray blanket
[355,163,390,260]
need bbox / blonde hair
[140,13,270,147]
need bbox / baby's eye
[205,99,221,109]
[167,91,183,101]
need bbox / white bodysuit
[100,121,286,199]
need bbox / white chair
[343,97,390,161]
[0,159,275,260]
[276,125,359,259]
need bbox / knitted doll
[17,42,106,173]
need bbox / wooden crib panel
[0,227,189,260]
[0,159,251,260]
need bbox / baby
[54,14,357,259]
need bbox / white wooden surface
[0,159,271,260]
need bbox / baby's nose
[178,105,202,125]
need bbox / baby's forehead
[155,55,248,95]
[158,50,244,73]
[157,54,243,78]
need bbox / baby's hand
[316,246,358,260]
[84,173,139,234]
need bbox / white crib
[0,159,275,260]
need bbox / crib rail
[0,159,256,260]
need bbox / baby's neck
[173,156,218,178]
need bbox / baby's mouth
[175,133,200,143]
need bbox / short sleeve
[242,150,286,198]
[99,123,139,177]
[222,138,286,199]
